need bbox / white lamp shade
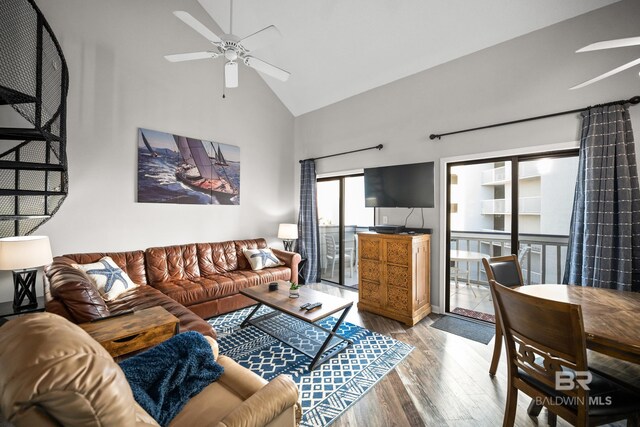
[0,236,53,270]
[278,224,298,240]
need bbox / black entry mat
[430,315,495,345]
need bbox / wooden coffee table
[240,281,353,370]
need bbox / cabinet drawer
[387,285,410,314]
[360,259,382,282]
[98,322,176,357]
[360,238,381,260]
[386,264,410,289]
[385,240,410,265]
[360,280,382,306]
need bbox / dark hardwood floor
[306,283,634,427]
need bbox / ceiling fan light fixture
[225,49,238,61]
[225,61,239,88]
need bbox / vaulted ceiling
[197,0,618,116]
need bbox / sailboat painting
[137,128,240,205]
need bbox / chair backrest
[482,254,524,288]
[489,281,589,421]
[325,234,337,257]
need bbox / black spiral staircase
[0,0,69,236]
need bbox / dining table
[514,284,640,365]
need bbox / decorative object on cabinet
[357,232,431,326]
[0,0,69,237]
[137,128,240,205]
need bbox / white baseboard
[430,305,441,314]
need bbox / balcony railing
[481,197,541,215]
[450,230,569,286]
[480,163,541,186]
[481,166,509,185]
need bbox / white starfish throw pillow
[243,248,284,271]
[74,256,138,301]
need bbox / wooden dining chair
[482,255,524,376]
[489,280,640,427]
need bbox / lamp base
[13,269,38,310]
[283,240,294,252]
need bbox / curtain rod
[299,144,383,163]
[429,95,640,140]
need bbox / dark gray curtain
[563,104,640,291]
[297,160,321,284]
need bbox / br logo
[556,371,592,391]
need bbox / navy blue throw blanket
[119,331,224,426]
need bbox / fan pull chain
[222,64,226,99]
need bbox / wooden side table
[0,296,46,327]
[79,306,179,358]
[0,296,45,318]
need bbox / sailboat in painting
[174,136,237,203]
[140,131,159,157]
[209,142,229,166]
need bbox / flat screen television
[364,161,434,208]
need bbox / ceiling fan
[570,36,640,90]
[164,2,290,89]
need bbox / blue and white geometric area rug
[208,307,414,427]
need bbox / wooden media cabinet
[357,232,431,326]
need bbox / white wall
[0,0,295,301]
[294,0,640,309]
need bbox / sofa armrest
[216,355,268,399]
[271,249,301,284]
[217,375,300,427]
[203,336,220,360]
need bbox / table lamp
[277,224,298,252]
[0,236,53,310]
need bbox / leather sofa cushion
[196,241,238,274]
[221,268,291,287]
[146,244,200,284]
[152,267,291,309]
[63,251,148,285]
[234,239,268,270]
[106,285,216,339]
[169,355,267,426]
[45,257,110,323]
[152,276,237,307]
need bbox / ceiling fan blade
[225,61,239,88]
[239,25,281,52]
[173,11,222,44]
[576,36,640,53]
[244,56,290,82]
[164,51,219,62]
[570,57,640,90]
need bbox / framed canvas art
[137,128,240,205]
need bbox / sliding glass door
[517,155,579,286]
[446,151,578,321]
[317,174,373,288]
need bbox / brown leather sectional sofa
[44,238,301,338]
